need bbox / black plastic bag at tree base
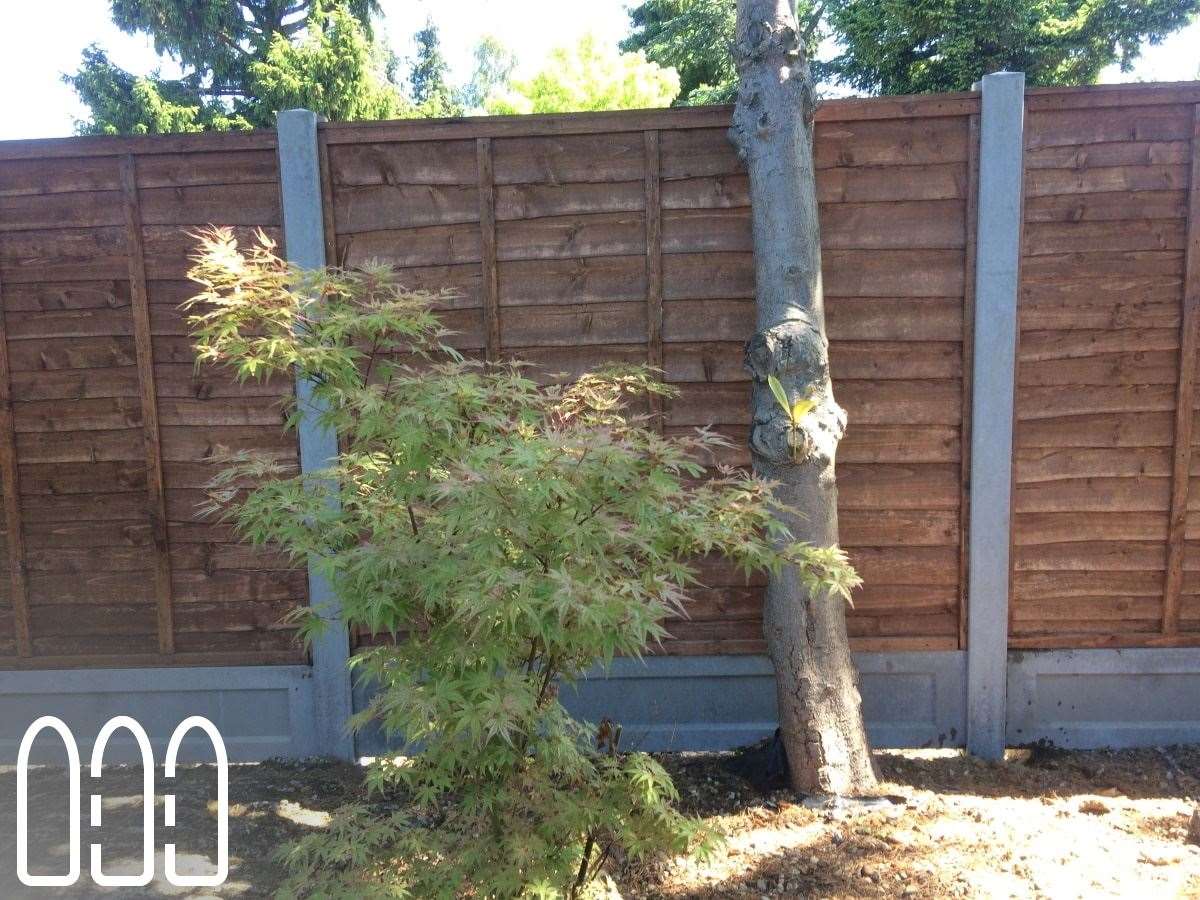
[723,728,791,793]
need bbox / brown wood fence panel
[1011,89,1200,649]
[0,133,306,669]
[324,97,975,656]
[6,84,1200,669]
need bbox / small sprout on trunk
[766,373,816,461]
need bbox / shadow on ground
[0,758,360,898]
[619,746,1200,898]
[0,746,1197,898]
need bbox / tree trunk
[730,0,877,796]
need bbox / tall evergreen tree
[624,0,1200,101]
[408,17,461,117]
[826,0,1200,94]
[620,0,740,104]
[66,0,406,134]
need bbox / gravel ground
[621,745,1200,899]
[1,745,1198,898]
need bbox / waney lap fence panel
[322,96,978,657]
[1010,85,1200,650]
[0,132,307,669]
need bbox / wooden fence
[1012,86,1200,648]
[0,80,1197,672]
[321,99,975,658]
[0,132,304,668]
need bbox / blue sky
[1,0,1197,142]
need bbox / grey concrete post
[277,109,355,761]
[966,72,1025,759]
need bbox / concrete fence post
[966,72,1025,759]
[276,109,355,761]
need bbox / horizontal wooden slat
[815,116,968,169]
[172,598,299,633]
[1026,104,1195,149]
[1022,249,1184,280]
[1017,350,1179,386]
[663,252,753,299]
[501,302,643,347]
[1015,512,1170,545]
[158,425,296,462]
[0,225,127,282]
[819,163,968,203]
[1016,383,1175,419]
[1020,279,1182,329]
[499,211,645,260]
[27,570,156,604]
[1025,165,1189,197]
[1019,327,1179,361]
[170,630,303,655]
[0,157,121,196]
[846,546,959,585]
[1025,82,1200,111]
[1013,570,1164,600]
[839,509,961,546]
[1011,622,1165,644]
[19,460,145,494]
[1013,541,1167,571]
[494,133,645,185]
[826,249,965,297]
[0,129,276,162]
[1024,190,1187,223]
[838,463,961,509]
[1023,219,1186,255]
[328,140,477,186]
[138,183,281,226]
[0,280,131,312]
[498,256,644,306]
[339,224,481,268]
[29,603,156,637]
[135,150,279,189]
[1011,597,1162,622]
[1016,412,1175,448]
[172,570,307,603]
[0,182,279,231]
[0,190,123,231]
[1014,476,1171,512]
[14,397,143,431]
[1015,447,1173,482]
[334,182,479,232]
[1025,140,1191,170]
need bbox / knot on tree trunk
[744,317,824,382]
[729,1,815,155]
[734,7,801,68]
[745,320,845,468]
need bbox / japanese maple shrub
[185,228,859,898]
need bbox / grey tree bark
[730,0,877,795]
